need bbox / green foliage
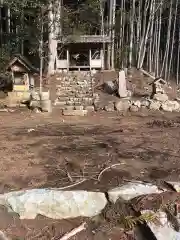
[120,212,159,230]
[62,0,102,35]
[3,0,48,11]
[0,44,12,72]
[0,0,50,70]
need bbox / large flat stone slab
[108,181,163,203]
[141,210,180,240]
[165,182,180,192]
[0,189,107,220]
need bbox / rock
[30,100,41,109]
[74,106,84,110]
[153,93,169,102]
[104,103,115,112]
[65,106,75,110]
[141,210,180,240]
[115,100,130,112]
[133,100,141,108]
[0,189,107,219]
[108,181,163,203]
[31,91,40,101]
[54,101,67,106]
[57,97,69,101]
[66,101,74,106]
[127,90,132,97]
[85,106,95,112]
[21,92,31,102]
[0,108,8,112]
[149,100,161,111]
[161,100,180,112]
[94,102,105,111]
[104,81,118,95]
[91,69,97,75]
[153,78,166,94]
[41,100,52,112]
[118,70,128,98]
[0,91,8,99]
[27,128,35,133]
[63,110,88,116]
[130,105,139,112]
[165,182,180,192]
[33,108,41,113]
[141,99,150,107]
[82,97,93,105]
[93,93,99,98]
[40,91,50,101]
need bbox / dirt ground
[1,109,180,239]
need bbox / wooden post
[67,49,69,72]
[89,48,92,71]
[25,73,30,90]
[101,48,104,70]
[89,48,93,97]
[11,70,15,91]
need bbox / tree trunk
[148,0,155,72]
[111,0,116,69]
[48,0,61,75]
[129,0,135,68]
[160,0,173,79]
[100,0,105,70]
[155,0,162,77]
[39,8,44,93]
[137,0,149,68]
[167,0,178,81]
[176,22,180,85]
[107,0,112,69]
[121,0,125,68]
[136,0,142,62]
[138,0,154,69]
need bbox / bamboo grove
[114,0,180,83]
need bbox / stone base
[85,106,95,112]
[74,106,84,110]
[62,109,88,116]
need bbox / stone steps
[56,91,93,96]
[53,71,98,114]
[55,98,94,106]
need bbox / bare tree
[129,0,135,68]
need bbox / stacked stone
[54,71,99,115]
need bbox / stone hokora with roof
[6,54,39,92]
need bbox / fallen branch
[58,222,87,240]
[139,69,156,80]
[98,163,122,181]
[66,171,73,183]
[51,179,87,191]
